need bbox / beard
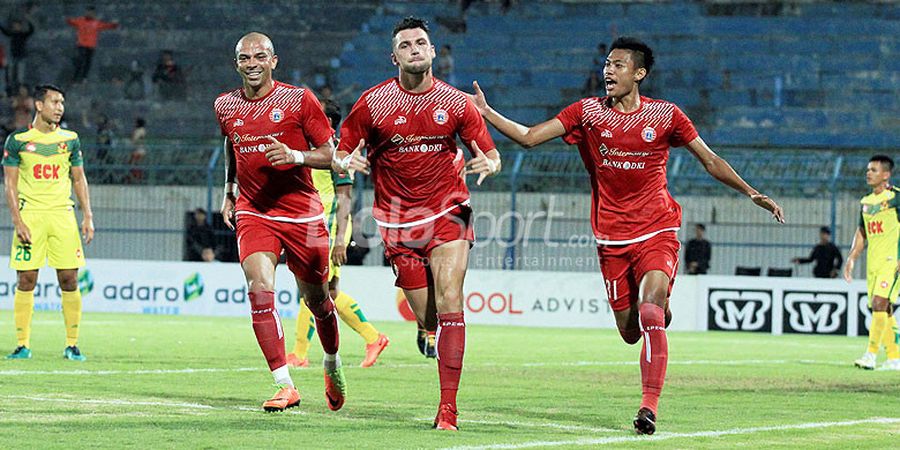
[402,60,431,75]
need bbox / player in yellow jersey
[287,99,389,368]
[844,155,900,371]
[2,84,95,361]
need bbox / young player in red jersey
[468,37,785,434]
[334,17,501,431]
[214,32,345,413]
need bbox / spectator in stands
[792,226,842,278]
[685,223,711,274]
[0,17,34,94]
[151,50,185,100]
[67,7,119,84]
[128,117,147,183]
[436,44,456,86]
[94,113,114,165]
[124,60,145,100]
[185,208,216,262]
[11,84,32,130]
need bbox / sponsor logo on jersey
[394,115,407,125]
[391,134,405,145]
[862,205,869,213]
[433,108,448,125]
[708,289,772,332]
[33,163,61,179]
[602,159,646,170]
[25,143,36,152]
[601,129,613,138]
[399,143,443,153]
[597,144,650,158]
[233,118,244,127]
[270,108,284,123]
[782,291,847,335]
[867,220,884,235]
[232,132,241,144]
[641,126,656,142]
[881,280,889,289]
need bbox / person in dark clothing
[0,17,34,94]
[685,223,711,274]
[792,226,843,278]
[185,208,216,262]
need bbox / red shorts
[236,213,330,284]
[381,205,474,290]
[597,231,680,312]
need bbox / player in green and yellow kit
[844,154,900,371]
[287,99,389,368]
[2,84,95,361]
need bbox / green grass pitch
[0,311,898,449]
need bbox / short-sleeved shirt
[2,126,83,210]
[338,77,495,227]
[556,96,699,244]
[858,186,900,273]
[214,82,334,222]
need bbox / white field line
[0,359,846,376]
[415,417,619,433]
[444,417,900,450]
[2,395,314,416]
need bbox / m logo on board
[783,291,847,335]
[708,289,772,332]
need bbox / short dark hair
[34,84,64,101]
[696,223,706,232]
[323,98,342,130]
[392,16,430,38]
[610,36,654,78]
[870,154,894,171]
[135,118,146,127]
[819,226,831,235]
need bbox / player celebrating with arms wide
[214,32,345,412]
[335,17,500,431]
[469,37,784,434]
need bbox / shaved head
[235,32,275,58]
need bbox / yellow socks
[61,290,83,347]
[13,289,35,347]
[868,311,888,354]
[883,314,900,360]
[292,302,315,359]
[334,291,379,344]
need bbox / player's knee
[619,327,641,345]
[58,275,78,292]
[16,273,37,291]
[641,292,667,309]
[435,286,463,311]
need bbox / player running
[334,17,501,431]
[288,99,390,369]
[214,32,345,412]
[468,37,784,434]
[3,84,94,362]
[844,155,900,371]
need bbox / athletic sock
[436,312,466,411]
[61,290,82,347]
[292,302,315,358]
[13,289,34,348]
[249,291,287,372]
[308,297,339,355]
[883,314,900,360]
[334,291,379,344]
[323,352,342,372]
[272,365,293,387]
[869,311,888,354]
[639,303,668,415]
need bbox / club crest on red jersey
[270,108,284,123]
[641,126,657,143]
[433,108,448,125]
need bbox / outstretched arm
[467,81,565,148]
[684,136,785,223]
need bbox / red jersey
[556,96,699,244]
[66,17,118,48]
[214,82,333,222]
[339,78,495,227]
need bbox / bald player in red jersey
[334,17,500,431]
[214,32,346,413]
[469,37,785,435]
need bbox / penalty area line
[443,417,900,449]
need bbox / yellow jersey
[859,186,900,272]
[2,126,83,210]
[311,168,353,232]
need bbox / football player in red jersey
[468,37,784,435]
[334,17,501,431]
[214,32,345,413]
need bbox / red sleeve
[555,101,585,145]
[459,98,496,155]
[668,105,699,148]
[214,103,227,137]
[337,95,372,153]
[66,17,78,27]
[300,89,334,148]
[99,20,119,30]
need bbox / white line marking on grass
[416,417,619,433]
[5,395,216,410]
[520,359,842,367]
[444,417,900,449]
[0,367,261,376]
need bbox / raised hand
[464,140,499,186]
[466,80,490,115]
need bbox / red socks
[436,312,466,410]
[308,297,340,355]
[249,291,286,371]
[639,302,668,415]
